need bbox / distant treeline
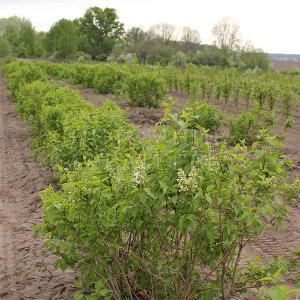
[0,8,270,70]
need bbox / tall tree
[211,17,241,53]
[19,21,35,56]
[181,26,201,52]
[0,16,35,55]
[181,26,201,44]
[148,23,177,42]
[46,19,78,60]
[77,7,124,59]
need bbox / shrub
[126,72,166,108]
[181,101,223,131]
[228,107,276,145]
[93,64,128,94]
[44,101,140,171]
[38,117,297,299]
[4,61,46,96]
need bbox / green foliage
[3,61,46,96]
[126,72,166,108]
[228,107,275,145]
[76,7,124,59]
[0,37,11,57]
[0,16,35,54]
[5,60,300,300]
[46,19,78,60]
[19,21,35,56]
[171,51,187,68]
[93,64,128,94]
[257,269,300,300]
[45,101,139,171]
[38,114,296,299]
[240,47,270,71]
[181,101,223,131]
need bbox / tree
[181,26,201,44]
[124,27,147,48]
[181,26,201,52]
[0,37,11,56]
[240,42,270,71]
[77,7,124,59]
[0,16,35,54]
[34,32,47,58]
[46,19,78,60]
[19,20,35,56]
[212,17,241,52]
[148,23,177,42]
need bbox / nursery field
[1,59,300,300]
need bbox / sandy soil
[0,73,77,299]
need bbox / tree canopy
[76,7,124,59]
[46,19,78,60]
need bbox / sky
[0,0,299,54]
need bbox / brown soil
[272,60,300,71]
[0,73,77,299]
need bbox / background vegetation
[0,9,270,71]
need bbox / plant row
[33,61,300,118]
[3,60,300,300]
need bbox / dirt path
[0,73,77,299]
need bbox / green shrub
[126,72,166,108]
[4,61,46,96]
[15,80,58,132]
[44,101,139,171]
[181,101,223,131]
[38,117,297,299]
[228,107,275,145]
[93,64,128,94]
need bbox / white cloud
[0,0,299,53]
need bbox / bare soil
[272,60,300,71]
[0,73,77,299]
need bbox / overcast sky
[1,0,299,54]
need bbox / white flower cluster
[203,155,219,172]
[177,166,198,193]
[229,178,239,195]
[111,166,123,186]
[261,176,277,188]
[79,137,86,150]
[132,159,146,187]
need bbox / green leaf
[268,286,287,300]
[73,293,84,300]
[287,289,300,296]
[144,187,156,199]
[259,276,273,281]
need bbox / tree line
[0,7,270,70]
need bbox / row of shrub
[36,61,167,108]
[3,60,140,173]
[35,61,300,118]
[3,60,300,299]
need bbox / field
[272,60,300,71]
[1,60,300,299]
